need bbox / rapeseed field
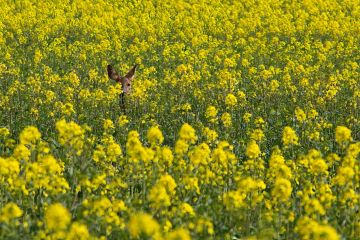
[0,0,359,239]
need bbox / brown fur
[107,64,138,112]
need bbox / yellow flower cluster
[0,203,23,223]
[56,119,85,155]
[0,0,359,238]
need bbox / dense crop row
[0,0,359,239]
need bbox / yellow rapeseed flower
[166,228,191,240]
[205,106,218,123]
[118,115,130,127]
[221,113,232,127]
[19,126,41,146]
[55,119,85,155]
[282,126,299,147]
[271,178,292,203]
[179,203,195,217]
[175,139,189,156]
[13,144,31,161]
[0,127,10,138]
[295,217,340,240]
[128,213,160,238]
[148,185,171,208]
[243,112,252,123]
[0,202,23,223]
[158,174,177,196]
[295,107,306,123]
[66,222,90,240]
[335,126,352,145]
[203,127,218,143]
[103,119,115,132]
[179,123,197,144]
[245,140,261,159]
[225,93,237,108]
[147,126,164,146]
[61,103,75,116]
[45,203,71,231]
[161,146,174,166]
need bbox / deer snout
[122,79,132,94]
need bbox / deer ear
[125,64,138,80]
[107,65,120,81]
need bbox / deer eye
[127,84,131,86]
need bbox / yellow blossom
[103,119,115,131]
[0,202,23,223]
[147,126,164,146]
[45,203,71,231]
[243,112,252,123]
[179,123,197,144]
[295,107,307,122]
[166,228,191,240]
[56,119,85,155]
[205,106,218,123]
[128,213,160,238]
[271,178,292,203]
[66,222,90,240]
[221,112,232,127]
[282,126,299,147]
[246,140,261,159]
[225,93,237,108]
[335,126,352,145]
[19,126,41,146]
[179,203,195,217]
[118,115,130,127]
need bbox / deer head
[107,64,138,94]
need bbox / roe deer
[107,64,138,113]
